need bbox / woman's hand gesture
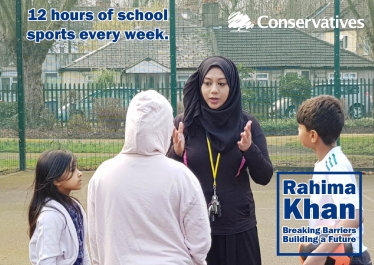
[237,121,252,152]
[173,122,185,156]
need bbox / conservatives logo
[228,11,365,31]
[228,12,255,31]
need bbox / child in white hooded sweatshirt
[87,90,211,265]
[28,150,91,265]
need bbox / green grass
[270,153,374,169]
[0,138,122,174]
[269,154,317,167]
[0,138,124,153]
[1,134,374,173]
[0,156,114,174]
[285,134,374,155]
[340,136,374,155]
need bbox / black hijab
[183,56,245,152]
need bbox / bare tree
[347,0,374,56]
[218,0,273,19]
[216,0,329,20]
[111,0,169,8]
[0,0,78,121]
[281,0,330,19]
[79,0,95,6]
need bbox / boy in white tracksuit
[87,90,211,265]
[296,95,371,265]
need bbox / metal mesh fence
[0,0,373,173]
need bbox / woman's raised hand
[173,122,185,156]
[237,120,252,152]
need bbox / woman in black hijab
[167,56,273,265]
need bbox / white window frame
[340,35,348,49]
[328,72,357,81]
[176,74,191,90]
[254,73,268,86]
[342,72,357,80]
[300,70,310,79]
[177,74,190,82]
[45,72,59,84]
[86,74,94,84]
[255,73,268,80]
[284,70,309,79]
[0,77,17,101]
[242,72,268,83]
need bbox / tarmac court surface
[0,171,372,264]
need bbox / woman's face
[201,67,230,109]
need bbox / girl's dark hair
[28,150,78,238]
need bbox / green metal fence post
[169,0,177,115]
[334,0,341,146]
[16,0,26,170]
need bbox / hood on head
[122,90,174,155]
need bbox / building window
[86,74,94,84]
[0,77,11,91]
[340,36,348,49]
[256,73,268,79]
[300,71,310,80]
[149,76,155,89]
[45,73,59,84]
[12,77,18,87]
[328,72,357,80]
[241,72,268,85]
[135,74,140,89]
[177,74,191,87]
[284,70,310,80]
[255,73,268,86]
[177,75,190,82]
[0,77,17,90]
[363,38,370,55]
[0,77,17,101]
[342,73,357,80]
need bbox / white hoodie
[29,199,91,265]
[87,90,211,265]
